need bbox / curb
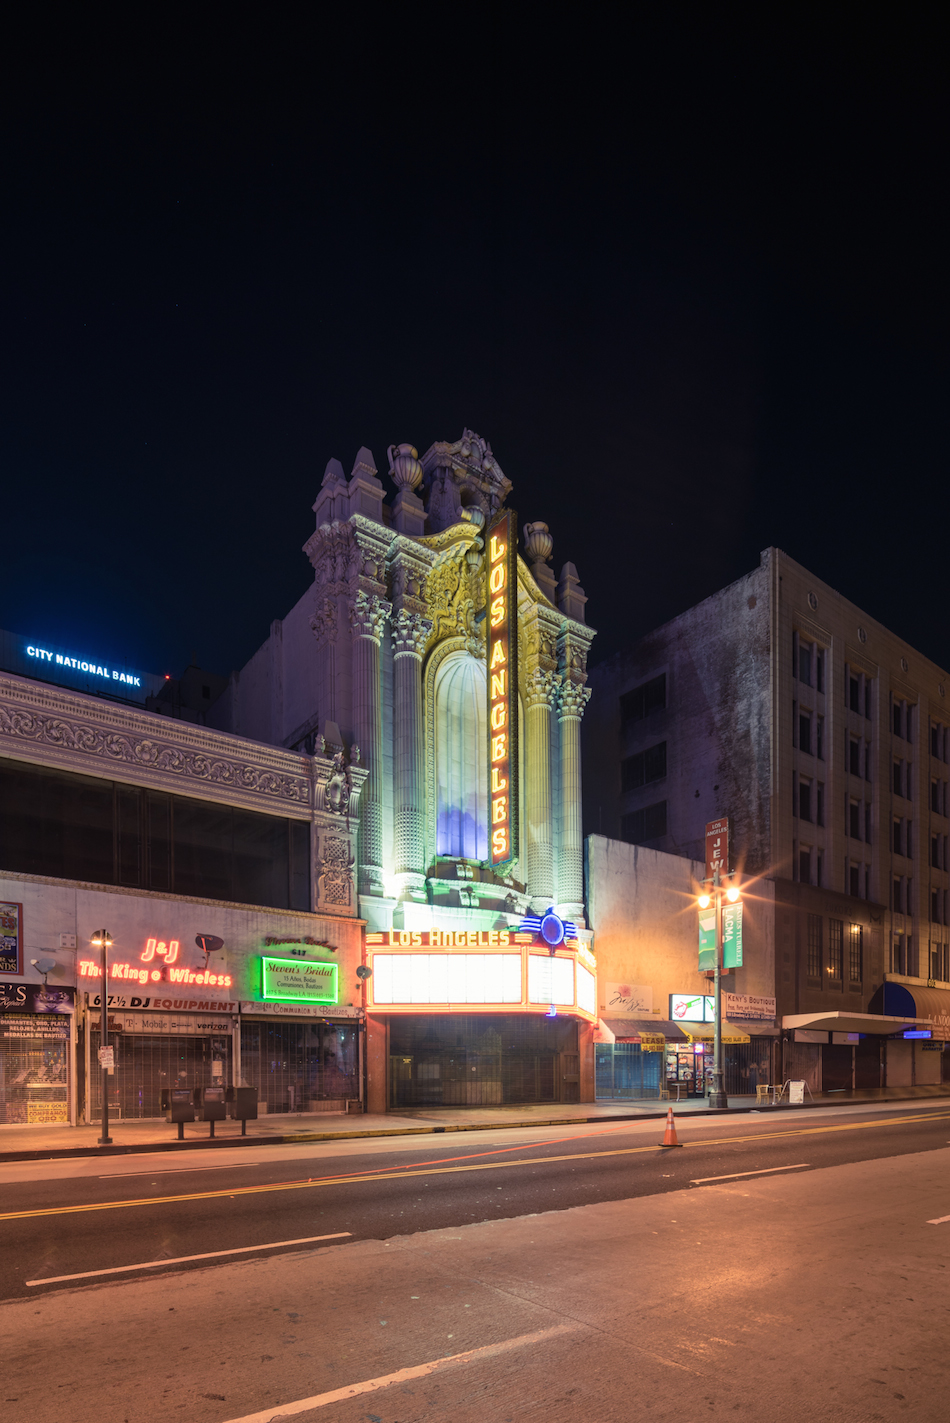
[2,1091,949,1164]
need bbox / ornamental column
[524,667,558,911]
[557,678,591,920]
[391,608,432,898]
[349,590,391,899]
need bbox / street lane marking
[690,1164,810,1184]
[926,1215,950,1224]
[4,1111,949,1222]
[215,1323,581,1423]
[25,1231,352,1285]
[101,1163,260,1177]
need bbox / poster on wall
[0,901,23,976]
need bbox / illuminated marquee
[77,959,233,987]
[366,930,531,947]
[487,507,518,870]
[25,643,142,687]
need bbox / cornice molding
[0,672,313,817]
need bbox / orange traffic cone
[660,1107,682,1148]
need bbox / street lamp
[90,930,113,1145]
[698,875,741,1110]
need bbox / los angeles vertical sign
[487,508,518,870]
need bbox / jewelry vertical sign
[487,507,518,872]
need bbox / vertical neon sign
[487,507,518,870]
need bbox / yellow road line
[3,1110,948,1222]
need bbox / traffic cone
[660,1107,682,1148]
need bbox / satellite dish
[195,935,224,954]
[31,957,56,975]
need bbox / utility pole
[698,819,740,1111]
[91,930,113,1145]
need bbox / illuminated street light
[726,885,740,903]
[90,929,113,1146]
[697,893,711,909]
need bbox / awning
[678,1020,751,1044]
[782,1010,929,1036]
[868,980,950,1040]
[599,1018,689,1043]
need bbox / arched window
[435,652,488,860]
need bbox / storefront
[0,983,75,1125]
[594,1018,683,1101]
[365,925,598,1109]
[76,915,363,1122]
[782,1007,937,1094]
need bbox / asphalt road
[3,1100,950,1301]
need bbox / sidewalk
[3,1084,949,1162]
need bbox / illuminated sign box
[486,508,518,871]
[261,957,338,1004]
[670,994,715,1022]
[372,953,523,1005]
[366,930,531,948]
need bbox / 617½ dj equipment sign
[487,507,518,870]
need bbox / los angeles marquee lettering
[487,508,518,869]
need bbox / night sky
[1,11,946,682]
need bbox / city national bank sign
[26,641,143,688]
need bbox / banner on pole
[699,910,717,970]
[722,902,743,968]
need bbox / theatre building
[0,648,367,1125]
[209,430,598,1109]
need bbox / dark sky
[1,10,946,680]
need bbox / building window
[800,778,812,822]
[893,698,903,737]
[799,642,812,687]
[799,846,812,884]
[848,800,860,839]
[906,704,914,744]
[865,743,872,781]
[0,756,310,911]
[932,779,942,814]
[849,924,863,985]
[932,889,941,924]
[894,819,903,856]
[849,737,861,776]
[907,936,918,976]
[817,783,825,827]
[799,713,812,755]
[932,724,941,759]
[865,804,872,846]
[892,934,905,974]
[893,876,904,913]
[932,941,950,982]
[849,675,860,714]
[828,920,844,980]
[807,914,823,981]
[816,649,825,694]
[816,851,823,886]
[620,674,666,725]
[849,863,860,897]
[621,801,667,845]
[434,652,489,861]
[621,741,667,792]
[865,679,872,719]
[893,761,903,797]
[816,716,824,761]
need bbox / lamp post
[91,930,113,1145]
[698,876,741,1110]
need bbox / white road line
[101,1163,260,1177]
[216,1324,582,1423]
[25,1231,351,1286]
[690,1164,810,1184]
[926,1215,950,1224]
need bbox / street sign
[699,909,717,970]
[722,902,743,968]
[98,1045,115,1072]
[705,818,729,880]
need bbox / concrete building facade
[583,548,950,1093]
[0,667,367,1126]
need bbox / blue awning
[869,981,950,1039]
